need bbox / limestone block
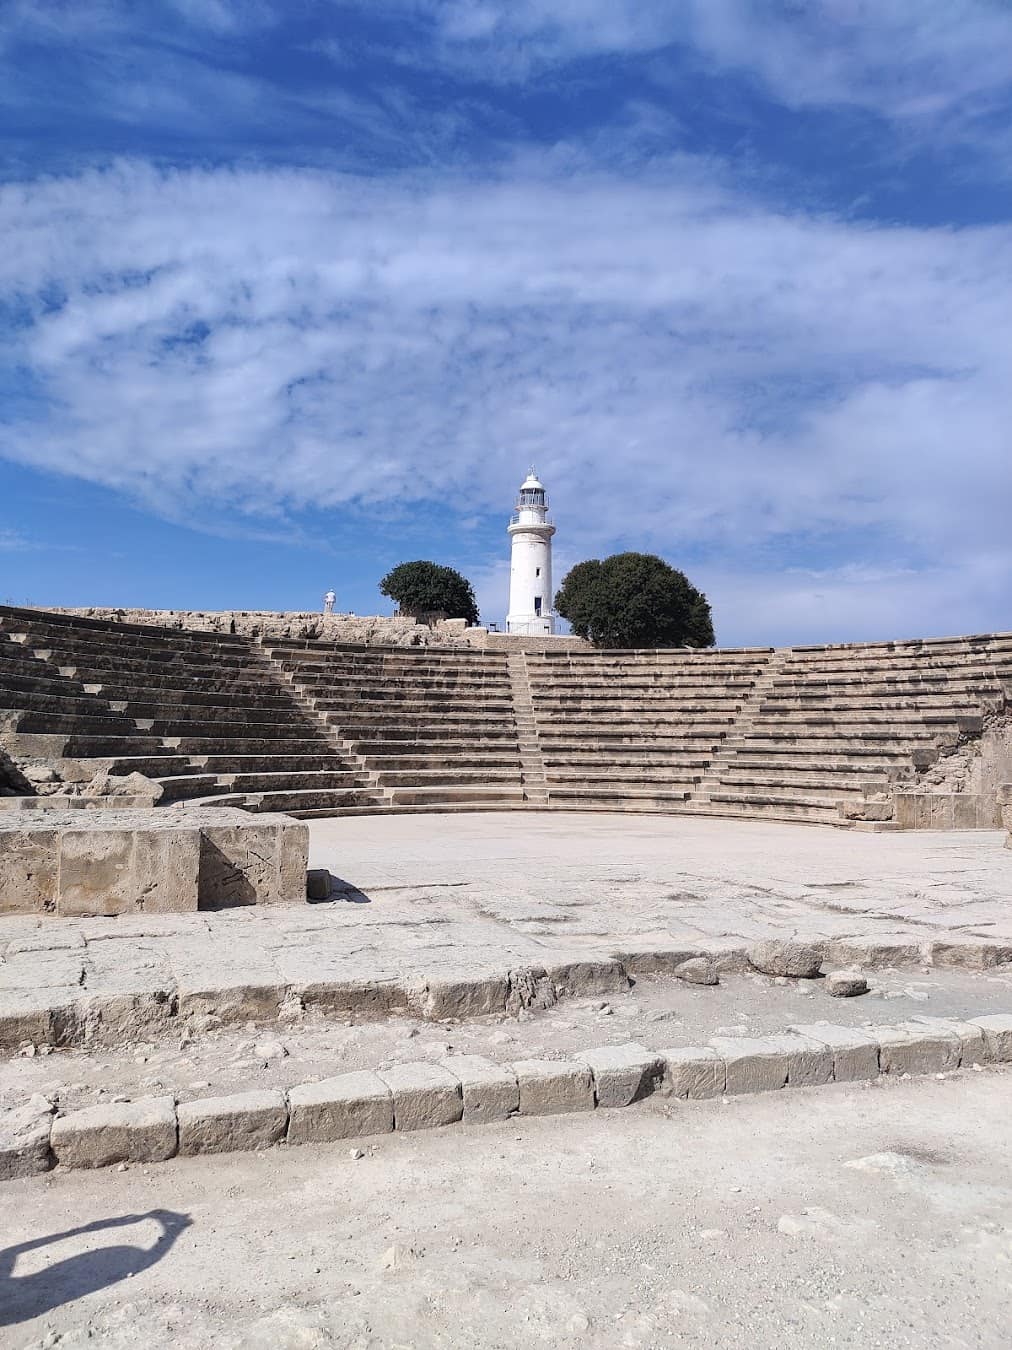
[378,1062,463,1131]
[661,1047,725,1100]
[825,937,922,969]
[194,812,307,908]
[176,975,286,1027]
[747,940,824,978]
[825,970,869,997]
[575,1043,664,1108]
[0,826,58,914]
[51,1096,177,1169]
[969,1014,1012,1062]
[927,938,1012,970]
[419,971,508,1019]
[546,957,630,997]
[873,1022,960,1075]
[777,1033,834,1087]
[906,1016,987,1066]
[788,1023,880,1082]
[177,1089,288,1156]
[0,988,77,1052]
[514,1058,595,1116]
[440,1056,519,1124]
[287,1071,393,1145]
[0,1094,54,1180]
[673,957,719,986]
[709,1037,790,1095]
[58,826,200,917]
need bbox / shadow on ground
[0,1210,191,1327]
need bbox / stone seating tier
[3,608,1010,825]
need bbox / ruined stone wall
[40,607,480,648]
[38,608,591,651]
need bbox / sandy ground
[3,964,1012,1115]
[2,1070,1011,1349]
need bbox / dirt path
[3,1070,1011,1348]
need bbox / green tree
[379,560,480,626]
[555,552,715,648]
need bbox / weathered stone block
[419,971,508,1019]
[0,1094,54,1180]
[969,1014,1012,1061]
[287,1071,393,1144]
[575,1043,663,1108]
[825,937,922,969]
[50,1096,177,1168]
[440,1055,518,1124]
[378,1062,463,1131]
[0,826,58,914]
[874,1022,960,1075]
[545,957,630,997]
[514,1058,595,1116]
[788,1022,880,1081]
[907,1016,987,1066]
[661,1046,725,1099]
[177,1089,288,1155]
[673,957,719,986]
[825,970,869,997]
[709,1037,790,1094]
[747,940,824,978]
[58,826,201,917]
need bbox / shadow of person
[0,1209,192,1328]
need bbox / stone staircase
[262,640,527,812]
[506,652,548,805]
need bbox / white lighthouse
[506,468,557,635]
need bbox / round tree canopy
[379,560,480,627]
[555,552,714,649]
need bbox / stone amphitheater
[2,601,1012,1248]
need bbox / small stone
[349,1147,365,1159]
[673,957,719,986]
[826,970,869,998]
[748,940,824,979]
[306,868,333,901]
[253,1039,288,1062]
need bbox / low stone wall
[37,607,591,652]
[0,808,308,916]
[6,1012,1012,1179]
[892,793,1003,831]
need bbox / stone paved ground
[2,1070,1011,1348]
[2,814,1010,1046]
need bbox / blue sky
[2,1,1011,644]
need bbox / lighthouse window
[534,596,542,615]
[535,567,540,576]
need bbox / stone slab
[440,1055,519,1124]
[873,1022,961,1075]
[0,1094,54,1180]
[177,1089,288,1155]
[378,1061,463,1131]
[906,1015,988,1066]
[969,1014,1012,1061]
[788,1022,880,1081]
[514,1058,595,1116]
[287,1071,393,1145]
[50,1095,177,1168]
[575,1042,663,1108]
[709,1037,791,1095]
[660,1046,725,1099]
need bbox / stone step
[359,753,522,771]
[377,768,524,787]
[193,753,357,773]
[169,735,340,755]
[547,786,692,807]
[546,768,701,785]
[18,639,258,675]
[386,785,527,806]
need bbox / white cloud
[1,156,1010,638]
